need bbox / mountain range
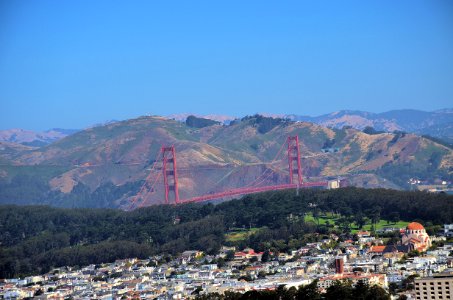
[0,114,452,209]
[2,109,452,147]
[288,109,453,142]
[0,128,79,147]
[170,109,453,145]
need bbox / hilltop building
[401,222,431,252]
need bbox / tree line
[195,280,392,300]
[1,187,452,278]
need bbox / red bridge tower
[162,146,179,204]
[287,136,303,186]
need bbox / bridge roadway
[179,181,328,204]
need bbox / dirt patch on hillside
[49,168,93,193]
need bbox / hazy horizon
[1,107,452,132]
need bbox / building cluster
[408,177,453,193]
[2,223,453,299]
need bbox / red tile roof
[369,246,386,253]
[407,222,424,230]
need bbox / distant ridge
[286,109,453,144]
[0,128,79,147]
[2,108,452,147]
[166,113,236,125]
[167,109,453,144]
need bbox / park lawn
[225,227,261,242]
[304,212,340,225]
[304,212,409,234]
[353,220,409,233]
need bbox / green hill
[0,115,452,207]
[1,188,452,278]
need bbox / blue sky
[1,1,452,130]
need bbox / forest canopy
[1,187,452,278]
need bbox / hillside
[287,109,453,143]
[2,109,451,148]
[0,128,79,147]
[419,122,453,145]
[0,115,452,208]
[1,188,452,278]
[171,109,453,144]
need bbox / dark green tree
[296,280,321,300]
[324,280,353,300]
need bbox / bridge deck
[179,182,327,204]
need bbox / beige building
[402,222,432,252]
[415,273,453,300]
[317,272,387,290]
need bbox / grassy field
[224,213,409,242]
[304,212,409,233]
[304,212,339,226]
[225,227,261,242]
[357,219,409,233]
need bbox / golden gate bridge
[128,135,334,209]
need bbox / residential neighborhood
[2,223,453,299]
